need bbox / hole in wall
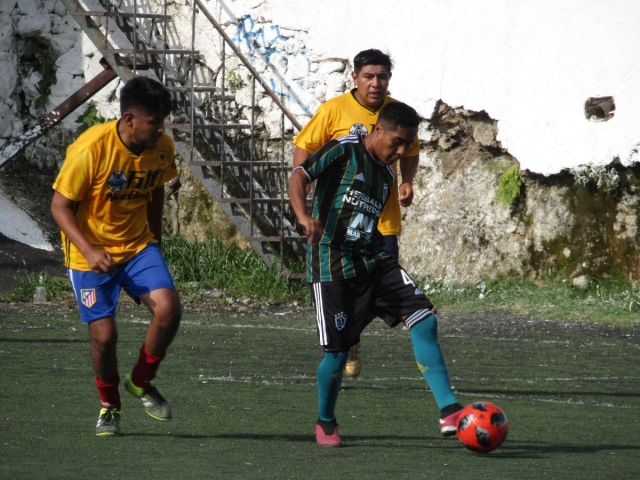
[585,96,615,121]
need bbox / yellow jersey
[53,120,178,270]
[293,90,419,235]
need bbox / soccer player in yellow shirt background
[293,49,420,378]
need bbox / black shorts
[309,264,433,351]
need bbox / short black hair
[378,102,420,130]
[353,49,393,74]
[120,76,172,117]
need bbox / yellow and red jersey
[294,90,419,235]
[53,120,177,270]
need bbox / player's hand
[299,216,323,245]
[86,249,115,275]
[399,182,414,207]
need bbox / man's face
[124,109,166,151]
[370,124,417,165]
[352,65,391,110]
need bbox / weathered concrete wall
[402,104,640,284]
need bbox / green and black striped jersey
[299,134,396,282]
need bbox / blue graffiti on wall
[232,15,312,114]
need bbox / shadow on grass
[124,432,450,445]
[490,441,640,458]
[342,384,638,399]
[0,338,84,343]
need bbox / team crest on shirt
[158,150,168,164]
[349,123,368,136]
[81,289,97,308]
[334,312,348,331]
[107,172,127,192]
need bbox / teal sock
[317,351,349,422]
[410,314,458,409]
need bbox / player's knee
[90,327,118,352]
[409,313,438,342]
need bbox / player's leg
[311,280,363,446]
[68,268,123,436]
[406,312,463,436]
[374,265,463,436]
[121,244,181,421]
[345,235,400,378]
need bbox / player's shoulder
[383,95,400,106]
[67,120,117,156]
[318,92,353,111]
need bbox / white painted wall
[233,0,640,175]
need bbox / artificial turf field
[1,303,638,480]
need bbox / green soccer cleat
[95,407,121,436]
[125,374,172,421]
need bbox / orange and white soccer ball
[456,402,508,453]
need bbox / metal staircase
[59,0,307,277]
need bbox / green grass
[3,233,640,327]
[424,275,640,326]
[162,234,307,303]
[2,268,71,303]
[1,306,638,479]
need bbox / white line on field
[193,374,638,409]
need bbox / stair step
[188,160,287,167]
[167,123,251,130]
[102,48,197,55]
[75,11,172,20]
[250,236,306,242]
[216,198,290,204]
[167,86,229,94]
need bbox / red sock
[130,345,165,389]
[95,375,121,410]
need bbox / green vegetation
[162,234,307,303]
[75,105,111,134]
[20,54,57,115]
[421,274,640,326]
[225,69,246,89]
[3,267,71,303]
[0,307,638,479]
[495,164,522,208]
[3,234,640,327]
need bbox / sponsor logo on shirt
[349,123,368,136]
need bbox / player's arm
[288,167,323,245]
[51,191,114,275]
[293,147,312,196]
[398,155,419,207]
[147,185,165,247]
[293,146,310,168]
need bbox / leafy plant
[2,269,71,303]
[495,164,522,208]
[226,69,245,89]
[162,234,307,303]
[76,105,111,134]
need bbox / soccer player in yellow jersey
[51,76,181,436]
[293,49,419,378]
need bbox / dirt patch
[0,233,65,295]
[0,163,65,295]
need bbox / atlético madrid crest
[334,312,347,331]
[81,289,97,308]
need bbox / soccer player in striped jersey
[51,76,182,436]
[289,102,463,447]
[294,49,419,378]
